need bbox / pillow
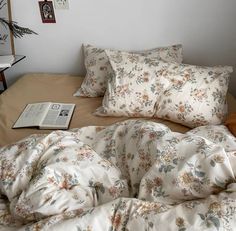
[74,43,183,97]
[154,66,233,128]
[95,49,233,128]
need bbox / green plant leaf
[215,178,225,188]
[198,213,205,220]
[209,216,220,230]
[50,199,56,205]
[195,170,205,178]
[76,226,82,231]
[210,160,216,167]
[0,17,37,38]
[148,222,154,228]
[173,158,178,165]
[179,228,186,231]
[167,165,175,172]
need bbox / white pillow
[74,43,183,97]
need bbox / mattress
[0,73,236,147]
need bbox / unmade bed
[1,73,236,230]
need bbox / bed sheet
[0,74,188,147]
[0,73,236,147]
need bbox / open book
[13,102,75,129]
[0,55,15,68]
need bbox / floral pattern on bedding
[95,50,175,117]
[154,64,233,127]
[1,120,236,230]
[96,49,233,128]
[74,44,183,97]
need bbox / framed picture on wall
[0,0,15,55]
[38,1,56,23]
[54,0,69,10]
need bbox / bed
[1,37,236,231]
[0,73,236,230]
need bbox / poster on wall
[0,0,13,55]
[54,0,69,9]
[38,1,56,23]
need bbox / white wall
[4,0,236,97]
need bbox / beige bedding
[0,73,236,147]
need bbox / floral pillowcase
[95,49,233,128]
[73,44,183,97]
[153,65,233,127]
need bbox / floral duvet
[1,120,236,231]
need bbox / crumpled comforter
[1,120,236,231]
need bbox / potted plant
[0,0,37,39]
[0,17,37,38]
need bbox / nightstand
[0,55,26,93]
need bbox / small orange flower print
[179,105,185,113]
[213,155,225,163]
[208,202,221,213]
[176,217,185,227]
[142,94,149,101]
[179,172,194,186]
[153,177,163,187]
[111,213,122,229]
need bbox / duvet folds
[1,120,236,230]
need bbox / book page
[40,103,75,129]
[0,55,14,68]
[13,103,50,128]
